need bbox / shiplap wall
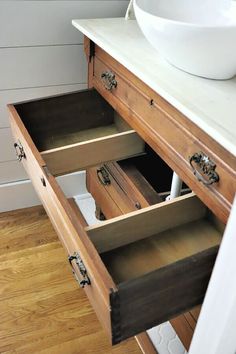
[0,0,129,211]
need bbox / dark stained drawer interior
[13,89,144,175]
[8,88,224,346]
[84,193,223,342]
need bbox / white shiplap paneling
[0,45,87,90]
[0,160,27,184]
[0,170,87,212]
[0,1,129,47]
[0,83,87,128]
[0,0,129,208]
[0,128,16,162]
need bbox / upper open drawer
[9,89,144,175]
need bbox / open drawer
[78,193,222,344]
[9,89,144,175]
[8,90,223,345]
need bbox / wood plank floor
[0,206,142,354]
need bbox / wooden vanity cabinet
[89,41,236,225]
[8,87,223,345]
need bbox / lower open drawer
[8,90,223,344]
[80,193,222,343]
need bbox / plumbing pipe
[166,172,183,200]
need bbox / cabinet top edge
[72,18,236,158]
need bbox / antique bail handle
[68,252,91,288]
[14,141,25,161]
[97,166,111,186]
[101,71,117,91]
[189,152,219,186]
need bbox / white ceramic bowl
[134,0,236,79]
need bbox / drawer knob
[101,71,117,91]
[68,252,91,288]
[14,141,25,161]
[97,167,111,186]
[189,152,219,186]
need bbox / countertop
[72,18,236,157]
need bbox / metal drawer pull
[189,152,219,186]
[68,252,91,288]
[14,141,25,161]
[97,167,111,185]
[101,71,117,91]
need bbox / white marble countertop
[72,18,236,157]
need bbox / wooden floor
[0,206,142,354]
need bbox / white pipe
[166,172,183,200]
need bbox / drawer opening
[14,89,144,175]
[117,144,174,199]
[116,144,190,202]
[88,144,190,218]
[85,193,223,284]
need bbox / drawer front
[8,104,116,339]
[87,162,160,218]
[92,46,236,223]
[87,165,138,218]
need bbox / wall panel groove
[0,1,129,47]
[0,45,87,90]
[0,0,129,207]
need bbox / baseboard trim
[0,171,86,212]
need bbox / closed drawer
[87,145,176,218]
[8,89,223,345]
[92,46,236,224]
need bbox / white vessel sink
[133,0,236,79]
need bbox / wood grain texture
[86,146,202,350]
[0,205,141,354]
[42,130,144,176]
[116,246,219,343]
[86,193,208,253]
[13,88,144,175]
[86,158,206,351]
[0,84,86,129]
[135,332,158,354]
[69,198,158,354]
[101,217,221,283]
[14,89,114,151]
[92,45,236,224]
